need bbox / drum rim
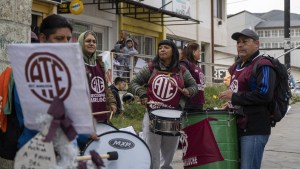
[150,109,182,118]
[96,122,119,130]
[182,109,234,115]
[82,130,153,166]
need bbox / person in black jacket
[109,77,127,114]
[218,28,276,169]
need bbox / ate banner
[180,118,224,168]
[7,43,94,134]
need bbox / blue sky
[227,0,300,15]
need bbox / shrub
[111,100,145,133]
[204,84,228,109]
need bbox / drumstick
[109,111,114,120]
[92,111,111,115]
[77,151,118,161]
[166,74,183,92]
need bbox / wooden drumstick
[166,74,183,92]
[77,151,118,161]
[109,111,114,120]
[92,111,111,116]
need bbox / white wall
[219,11,264,55]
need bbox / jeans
[239,135,270,169]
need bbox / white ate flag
[8,43,93,134]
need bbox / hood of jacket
[125,38,135,48]
[78,31,97,65]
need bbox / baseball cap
[231,28,259,41]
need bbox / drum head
[95,122,118,136]
[83,131,152,169]
[151,109,182,118]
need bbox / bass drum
[83,131,152,169]
[95,122,118,135]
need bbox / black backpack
[253,55,292,127]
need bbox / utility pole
[284,0,291,69]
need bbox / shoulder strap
[252,56,265,75]
[179,65,186,81]
[252,55,272,76]
[180,60,191,72]
[147,62,157,85]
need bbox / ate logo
[230,79,238,93]
[91,76,105,94]
[152,75,178,101]
[179,131,188,157]
[25,52,71,103]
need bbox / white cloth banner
[134,58,147,73]
[99,51,113,85]
[8,43,93,134]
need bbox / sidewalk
[172,103,300,169]
[261,102,300,169]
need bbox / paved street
[172,103,300,169]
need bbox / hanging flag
[180,118,224,168]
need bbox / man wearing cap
[218,28,276,169]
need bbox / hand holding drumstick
[166,75,190,97]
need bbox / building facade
[147,0,229,84]
[1,0,231,84]
[217,10,300,80]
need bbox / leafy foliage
[111,100,145,133]
[204,84,228,109]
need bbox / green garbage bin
[182,110,239,169]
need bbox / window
[265,43,271,48]
[144,37,154,55]
[290,29,295,37]
[279,42,284,48]
[131,35,155,55]
[271,30,278,37]
[201,45,206,75]
[291,42,295,48]
[257,30,264,38]
[167,38,185,49]
[272,42,278,48]
[214,0,223,19]
[70,22,89,42]
[260,43,265,49]
[294,29,300,37]
[279,29,284,37]
[70,22,104,51]
[94,32,103,50]
[265,30,271,37]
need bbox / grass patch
[111,101,145,133]
[204,84,228,109]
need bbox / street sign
[57,2,71,14]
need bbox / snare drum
[95,122,118,136]
[149,109,182,136]
[83,131,152,169]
